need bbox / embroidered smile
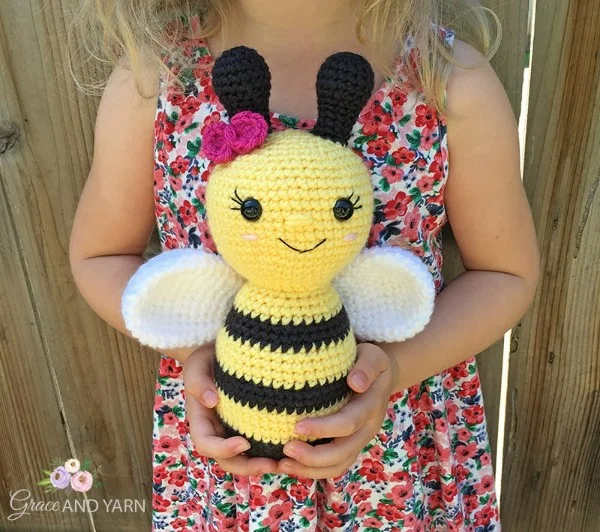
[279,238,327,254]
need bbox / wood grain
[0,1,156,529]
[501,0,600,528]
[442,0,530,462]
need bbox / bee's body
[214,284,356,459]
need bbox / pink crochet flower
[201,111,268,163]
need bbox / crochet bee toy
[122,47,436,459]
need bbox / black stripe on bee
[214,362,352,415]
[223,306,351,353]
[221,420,333,460]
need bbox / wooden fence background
[0,0,598,530]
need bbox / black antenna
[312,52,375,145]
[211,46,272,129]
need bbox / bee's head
[205,47,375,292]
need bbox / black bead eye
[231,190,262,221]
[240,198,262,221]
[333,198,354,221]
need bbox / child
[69,0,539,529]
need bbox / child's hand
[183,346,279,476]
[278,343,398,479]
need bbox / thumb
[183,345,219,408]
[347,343,389,393]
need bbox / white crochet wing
[121,248,244,350]
[334,246,436,343]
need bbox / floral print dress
[150,25,501,532]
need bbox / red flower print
[163,412,178,425]
[359,103,393,136]
[331,501,348,514]
[445,402,459,426]
[346,481,360,495]
[167,91,186,107]
[290,482,309,501]
[417,391,433,412]
[391,470,411,483]
[357,501,373,518]
[178,200,198,226]
[368,222,385,247]
[403,513,417,528]
[455,441,479,463]
[390,88,408,111]
[263,501,293,527]
[301,505,316,520]
[418,446,435,467]
[154,436,179,454]
[153,466,168,483]
[390,484,410,507]
[429,151,445,177]
[463,405,485,425]
[377,502,402,522]
[366,136,392,158]
[167,470,187,488]
[429,490,444,510]
[170,517,189,529]
[153,494,170,512]
[442,483,458,502]
[434,417,448,432]
[358,458,389,482]
[454,463,471,482]
[401,207,421,242]
[463,493,480,514]
[353,488,372,503]
[181,95,201,115]
[382,165,404,184]
[170,155,190,175]
[323,513,343,528]
[459,376,481,398]
[269,488,289,502]
[420,127,439,151]
[475,474,495,493]
[175,113,195,134]
[392,146,416,165]
[415,104,438,129]
[364,517,383,528]
[474,504,496,526]
[384,190,411,219]
[368,445,384,460]
[480,452,492,466]
[457,428,472,441]
[416,174,435,193]
[159,357,183,378]
[414,411,429,432]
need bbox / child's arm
[276,40,540,479]
[69,64,196,363]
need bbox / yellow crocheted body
[205,128,373,458]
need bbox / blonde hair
[69,0,500,114]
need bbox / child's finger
[183,347,219,407]
[187,393,249,459]
[294,388,377,438]
[347,343,389,393]
[216,456,279,477]
[282,426,371,468]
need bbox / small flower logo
[38,457,101,493]
[64,459,80,473]
[71,471,93,492]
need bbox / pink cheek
[241,234,258,241]
[343,233,358,242]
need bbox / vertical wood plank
[501,0,600,528]
[442,0,530,462]
[0,1,156,529]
